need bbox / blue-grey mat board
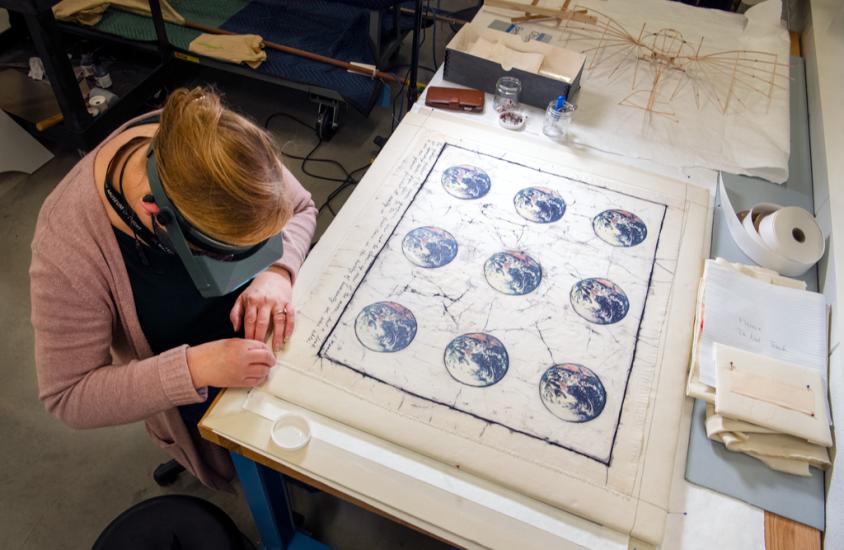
[686,400,825,530]
[684,56,827,531]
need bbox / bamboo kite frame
[482,0,788,119]
[555,6,789,118]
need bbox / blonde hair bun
[154,86,293,246]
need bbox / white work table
[200,96,809,550]
[200,8,823,550]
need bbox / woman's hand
[230,266,295,351]
[187,338,276,388]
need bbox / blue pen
[555,95,566,112]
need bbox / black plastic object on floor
[92,495,256,550]
[153,459,186,486]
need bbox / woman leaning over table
[29,87,317,489]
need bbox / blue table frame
[230,452,331,550]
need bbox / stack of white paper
[686,259,832,476]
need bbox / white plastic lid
[270,414,311,451]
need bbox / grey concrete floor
[0,8,471,548]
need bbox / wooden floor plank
[765,511,821,550]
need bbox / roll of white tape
[88,95,107,108]
[759,207,825,265]
[720,180,825,277]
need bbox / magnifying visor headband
[145,147,284,297]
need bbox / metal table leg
[22,9,89,141]
[407,0,424,108]
[230,452,331,550]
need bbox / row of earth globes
[353,164,649,424]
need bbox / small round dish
[498,110,526,131]
[271,414,311,451]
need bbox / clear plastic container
[494,76,522,113]
[543,100,576,139]
[498,110,526,131]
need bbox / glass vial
[543,99,576,139]
[494,76,522,113]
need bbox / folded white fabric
[705,404,830,476]
[687,258,832,476]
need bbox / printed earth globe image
[592,209,648,247]
[441,164,492,199]
[444,333,509,387]
[513,186,567,223]
[539,363,607,422]
[354,301,417,353]
[402,226,459,268]
[570,278,630,325]
[484,251,542,295]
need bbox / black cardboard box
[443,23,586,110]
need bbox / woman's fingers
[283,306,296,344]
[242,375,269,387]
[229,297,243,332]
[272,305,287,352]
[246,346,276,367]
[254,303,273,343]
[243,303,258,340]
[244,363,271,381]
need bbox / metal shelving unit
[0,0,425,148]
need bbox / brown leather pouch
[425,86,485,112]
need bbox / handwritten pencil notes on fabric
[697,261,828,388]
[687,259,832,475]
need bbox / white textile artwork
[267,112,711,544]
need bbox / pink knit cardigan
[30,113,317,489]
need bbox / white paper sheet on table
[697,263,828,401]
[480,0,790,182]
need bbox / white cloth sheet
[266,112,711,543]
[477,0,791,182]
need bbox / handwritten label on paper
[736,316,762,344]
[698,262,828,388]
[306,139,445,351]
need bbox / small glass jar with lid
[493,76,522,113]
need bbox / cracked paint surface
[321,144,667,463]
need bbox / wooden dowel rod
[183,20,399,82]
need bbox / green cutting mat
[94,0,249,49]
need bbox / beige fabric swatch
[52,0,185,26]
[188,34,267,69]
[714,344,831,446]
[730,370,816,415]
[705,404,830,477]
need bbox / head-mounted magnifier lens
[146,148,284,298]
